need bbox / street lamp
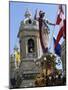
[56,75,58,79]
[49,76,52,80]
[44,57,46,61]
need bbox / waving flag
[55,5,66,48]
[53,37,61,56]
[56,5,64,25]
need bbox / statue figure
[34,10,55,53]
[14,47,20,69]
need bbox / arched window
[28,19,32,24]
[28,39,35,53]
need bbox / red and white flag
[56,5,64,25]
[55,5,66,48]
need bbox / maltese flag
[55,5,66,48]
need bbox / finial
[24,8,31,18]
[34,8,38,20]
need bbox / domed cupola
[19,9,39,30]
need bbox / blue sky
[9,1,65,54]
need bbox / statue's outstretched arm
[46,20,55,26]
